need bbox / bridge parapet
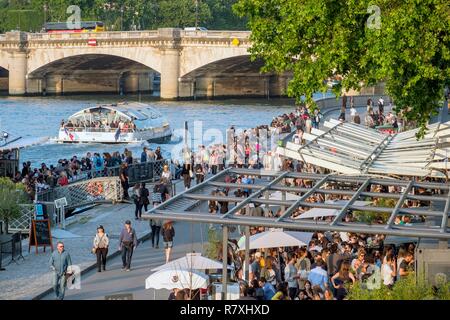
[0,29,251,44]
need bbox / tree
[233,0,450,137]
[157,0,211,28]
[0,0,248,32]
[206,0,247,30]
[0,178,29,233]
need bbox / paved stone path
[0,202,154,300]
[41,219,211,300]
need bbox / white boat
[56,102,172,144]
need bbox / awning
[276,119,450,177]
[142,168,450,240]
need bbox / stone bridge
[0,28,291,99]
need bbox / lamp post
[120,5,124,31]
[43,3,48,27]
[194,0,199,28]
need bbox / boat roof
[68,102,163,122]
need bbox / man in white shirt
[381,254,396,288]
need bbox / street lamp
[120,6,124,31]
[43,3,48,26]
[195,0,199,28]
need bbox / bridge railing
[22,30,251,42]
[181,30,251,39]
[27,30,161,41]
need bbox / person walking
[181,163,192,190]
[119,162,129,199]
[141,182,150,212]
[49,241,72,300]
[195,163,205,184]
[162,221,175,263]
[93,225,109,272]
[132,183,143,220]
[119,220,138,271]
[150,217,162,249]
[152,178,170,204]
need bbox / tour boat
[56,102,172,144]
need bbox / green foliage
[233,0,450,138]
[353,197,396,224]
[0,0,246,32]
[0,178,30,223]
[204,227,222,260]
[347,274,450,300]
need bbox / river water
[0,93,333,167]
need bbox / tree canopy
[234,0,450,137]
[0,177,29,224]
[0,0,247,32]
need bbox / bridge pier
[160,48,180,100]
[178,78,194,99]
[8,51,27,95]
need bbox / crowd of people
[13,146,166,200]
[202,164,425,300]
[61,113,137,132]
[235,231,416,300]
[359,97,400,130]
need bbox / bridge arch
[27,48,162,76]
[0,66,8,92]
[180,48,251,78]
[179,55,290,99]
[27,53,161,95]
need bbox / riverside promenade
[0,181,205,300]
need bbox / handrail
[36,159,169,202]
[61,127,135,133]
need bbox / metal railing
[8,204,35,234]
[36,159,169,206]
[37,176,122,209]
[61,127,136,133]
[105,160,168,185]
[0,232,24,268]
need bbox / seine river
[0,93,332,167]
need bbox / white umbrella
[293,208,338,219]
[151,252,231,271]
[269,191,301,201]
[238,229,313,250]
[145,268,209,290]
[293,200,372,219]
[248,191,300,208]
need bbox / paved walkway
[0,202,154,300]
[41,219,211,300]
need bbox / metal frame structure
[142,168,450,299]
[277,119,450,177]
[143,168,450,240]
